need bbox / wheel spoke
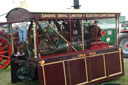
[0,51,9,54]
[0,45,8,51]
[0,55,9,58]
[0,42,3,46]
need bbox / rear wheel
[120,33,128,57]
[0,36,12,69]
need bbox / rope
[0,13,7,17]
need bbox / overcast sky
[0,0,128,21]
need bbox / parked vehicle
[119,22,128,57]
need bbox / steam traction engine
[1,8,124,85]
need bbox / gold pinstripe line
[103,54,107,77]
[91,76,106,82]
[119,48,123,73]
[67,57,85,61]
[85,58,89,82]
[76,76,106,85]
[76,81,88,85]
[44,61,63,66]
[109,72,122,77]
[42,66,46,85]
[63,62,67,85]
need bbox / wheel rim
[0,38,12,69]
[120,38,128,55]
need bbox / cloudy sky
[0,0,128,21]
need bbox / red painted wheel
[0,36,12,69]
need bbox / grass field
[0,58,128,85]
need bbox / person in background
[15,22,27,56]
[18,22,27,44]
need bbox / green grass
[0,69,23,85]
[110,76,128,85]
[98,76,128,85]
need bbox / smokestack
[73,0,81,9]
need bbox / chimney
[73,0,81,9]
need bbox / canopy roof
[5,8,120,23]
